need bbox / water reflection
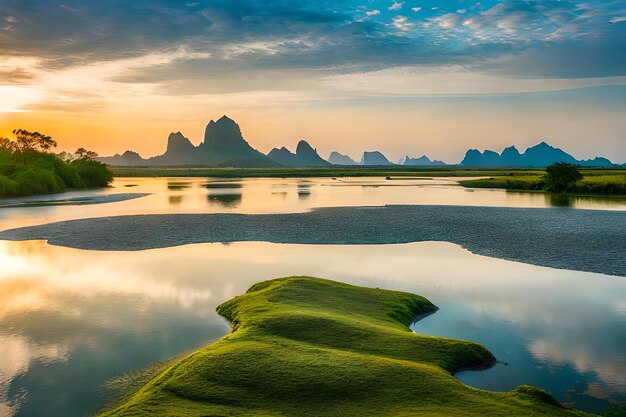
[297,180,312,199]
[204,183,243,208]
[207,193,242,208]
[168,195,183,206]
[1,177,625,232]
[166,180,192,191]
[544,192,626,209]
[0,240,624,416]
[546,194,574,207]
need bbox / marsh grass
[459,170,626,195]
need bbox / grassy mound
[102,277,590,416]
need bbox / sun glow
[0,85,42,113]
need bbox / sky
[0,0,625,163]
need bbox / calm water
[0,176,624,231]
[0,178,624,416]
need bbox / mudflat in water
[2,205,624,276]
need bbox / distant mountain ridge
[267,140,330,166]
[99,116,278,167]
[328,151,358,165]
[98,117,619,168]
[461,142,614,167]
[402,155,446,166]
[361,151,394,166]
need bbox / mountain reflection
[297,181,312,199]
[207,193,242,208]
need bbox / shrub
[0,175,19,197]
[0,145,114,197]
[543,163,582,193]
[70,159,113,188]
[53,158,84,188]
[13,167,65,196]
[0,130,113,198]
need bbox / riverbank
[458,170,626,195]
[102,276,588,416]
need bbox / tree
[74,147,99,160]
[0,137,16,152]
[544,162,582,193]
[12,129,57,152]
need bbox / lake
[0,177,624,416]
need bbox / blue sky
[1,0,625,162]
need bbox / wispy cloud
[389,1,404,12]
[0,0,624,112]
[392,15,413,32]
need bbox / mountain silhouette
[361,151,394,166]
[267,147,300,166]
[197,116,278,167]
[98,150,145,166]
[99,116,278,167]
[403,155,446,166]
[461,141,614,167]
[98,121,618,168]
[295,140,330,166]
[328,151,358,165]
[151,132,198,165]
[267,140,330,166]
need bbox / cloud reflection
[0,239,624,414]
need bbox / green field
[102,277,590,417]
[458,170,626,195]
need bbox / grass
[459,170,626,196]
[102,276,591,417]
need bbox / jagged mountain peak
[403,155,446,166]
[166,131,194,151]
[217,115,236,124]
[328,151,358,165]
[361,151,394,166]
[267,139,330,166]
[296,140,316,155]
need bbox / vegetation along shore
[0,129,112,198]
[458,164,626,195]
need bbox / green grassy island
[103,277,590,417]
